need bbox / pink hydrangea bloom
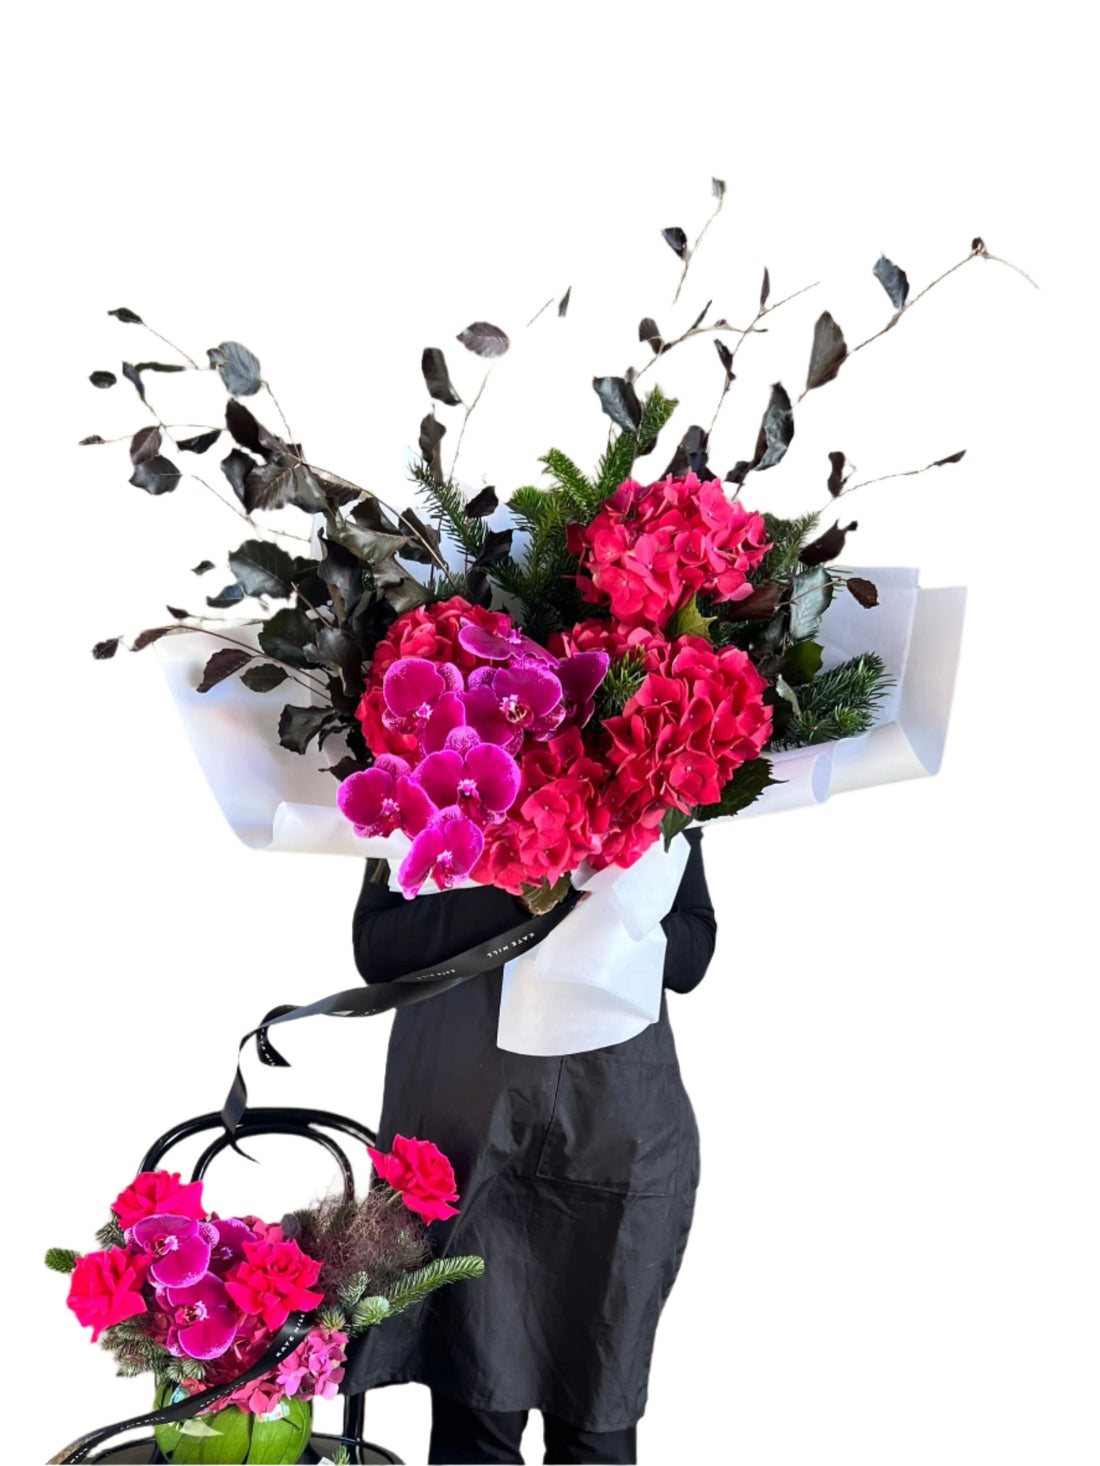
[570,472,771,629]
[275,1326,348,1404]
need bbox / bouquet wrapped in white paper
[85,221,1025,1057]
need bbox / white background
[5,4,1097,1463]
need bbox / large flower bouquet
[84,189,1030,915]
[46,1137,479,1464]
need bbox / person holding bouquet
[343,826,715,1466]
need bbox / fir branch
[594,385,678,498]
[349,1295,392,1333]
[382,1256,486,1318]
[96,1218,125,1249]
[337,1271,373,1311]
[541,449,596,519]
[594,652,647,722]
[45,1247,78,1273]
[410,461,486,560]
[756,511,821,581]
[636,383,678,454]
[595,432,638,500]
[768,652,894,749]
[162,1357,207,1384]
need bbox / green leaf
[667,594,716,642]
[788,566,833,642]
[257,606,316,667]
[695,758,781,822]
[44,1247,77,1273]
[228,539,297,599]
[660,807,694,850]
[782,640,823,686]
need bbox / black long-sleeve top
[352,825,716,995]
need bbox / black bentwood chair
[55,1108,402,1465]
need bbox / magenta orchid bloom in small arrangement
[46,1138,482,1463]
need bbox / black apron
[342,829,714,1433]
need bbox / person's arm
[352,859,532,984]
[660,826,717,995]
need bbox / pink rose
[224,1237,324,1332]
[368,1135,461,1223]
[112,1171,206,1230]
[67,1247,150,1341]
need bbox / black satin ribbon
[222,887,584,1148]
[48,1309,314,1464]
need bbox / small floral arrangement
[46,1136,479,1463]
[84,183,1033,907]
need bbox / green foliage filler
[769,652,894,748]
[382,1255,486,1318]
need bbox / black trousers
[427,1391,638,1464]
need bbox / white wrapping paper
[151,567,964,1055]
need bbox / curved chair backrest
[140,1108,378,1206]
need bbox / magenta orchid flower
[421,690,468,754]
[382,658,464,737]
[131,1214,218,1289]
[206,1217,255,1275]
[412,743,521,827]
[461,663,564,752]
[555,650,610,728]
[457,622,558,665]
[163,1272,241,1360]
[397,809,484,898]
[337,755,436,838]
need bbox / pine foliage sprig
[161,1357,207,1384]
[594,652,647,721]
[756,511,821,581]
[337,1271,372,1311]
[96,1218,125,1249]
[45,1247,78,1273]
[541,449,596,520]
[769,652,894,749]
[382,1256,485,1318]
[350,1295,392,1332]
[410,461,487,561]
